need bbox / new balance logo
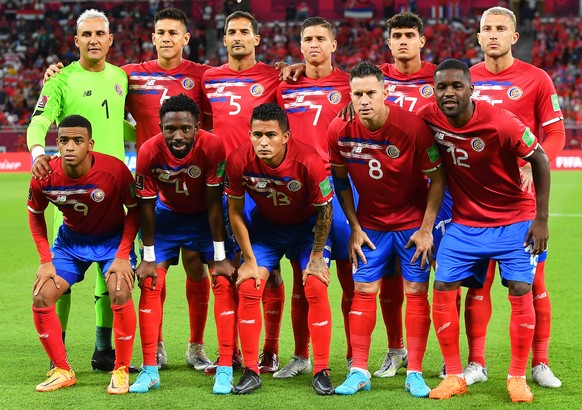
[312,321,329,327]
[520,323,535,330]
[117,335,133,341]
[292,294,301,299]
[349,310,363,316]
[265,310,280,315]
[220,310,235,316]
[240,319,255,324]
[534,292,547,300]
[437,322,451,334]
[83,90,92,97]
[39,333,49,339]
[146,79,156,86]
[470,295,484,301]
[351,145,363,154]
[139,309,152,313]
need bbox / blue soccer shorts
[52,224,137,287]
[352,227,431,284]
[248,212,332,273]
[435,221,538,288]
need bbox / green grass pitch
[1,171,581,409]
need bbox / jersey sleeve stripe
[27,206,43,214]
[541,117,564,127]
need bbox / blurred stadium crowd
[0,1,579,149]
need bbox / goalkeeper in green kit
[27,9,136,372]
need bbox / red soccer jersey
[470,59,563,138]
[378,61,436,113]
[418,100,538,227]
[27,152,137,236]
[123,60,212,151]
[328,104,441,231]
[277,67,350,172]
[135,130,225,214]
[202,62,280,156]
[225,138,333,225]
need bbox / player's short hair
[58,115,92,138]
[481,6,517,30]
[300,16,336,40]
[387,11,425,36]
[251,103,289,133]
[76,9,109,32]
[350,61,384,83]
[435,59,471,83]
[159,94,200,122]
[154,8,188,29]
[225,11,259,35]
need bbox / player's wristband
[213,241,226,261]
[31,146,45,161]
[143,245,155,262]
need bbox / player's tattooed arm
[312,201,332,254]
[304,201,332,285]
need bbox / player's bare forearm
[421,165,446,233]
[139,198,156,246]
[312,202,332,254]
[228,197,254,262]
[527,146,551,221]
[206,186,227,242]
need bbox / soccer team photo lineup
[5,0,579,405]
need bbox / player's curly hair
[387,11,425,37]
[350,61,384,82]
[159,94,200,122]
[435,58,471,82]
[300,16,336,39]
[251,103,289,133]
[225,11,259,35]
[155,8,188,29]
[59,114,92,138]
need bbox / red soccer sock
[32,305,70,370]
[405,292,430,373]
[336,259,354,359]
[379,272,405,349]
[213,275,237,366]
[349,291,377,370]
[238,279,266,374]
[158,279,167,342]
[112,300,136,370]
[290,260,310,358]
[305,276,332,373]
[464,260,495,366]
[509,292,535,376]
[433,289,463,375]
[186,276,210,344]
[262,282,284,354]
[139,268,167,366]
[532,261,551,366]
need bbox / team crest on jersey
[507,86,523,100]
[182,77,195,90]
[287,180,302,192]
[36,95,49,108]
[250,84,264,97]
[419,85,434,98]
[471,137,485,152]
[91,189,105,202]
[114,84,124,96]
[386,145,400,158]
[328,91,342,104]
[188,165,202,178]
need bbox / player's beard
[169,141,193,159]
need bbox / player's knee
[404,280,428,294]
[33,291,56,308]
[304,276,327,300]
[109,289,132,305]
[238,279,263,300]
[507,280,532,296]
[266,268,283,288]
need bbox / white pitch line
[549,213,582,217]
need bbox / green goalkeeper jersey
[27,61,128,161]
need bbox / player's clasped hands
[33,262,61,296]
[524,218,549,255]
[406,229,434,269]
[303,256,330,286]
[348,227,376,269]
[105,257,135,292]
[135,260,158,290]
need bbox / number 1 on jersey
[101,99,109,119]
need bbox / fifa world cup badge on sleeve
[319,178,332,196]
[522,128,535,148]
